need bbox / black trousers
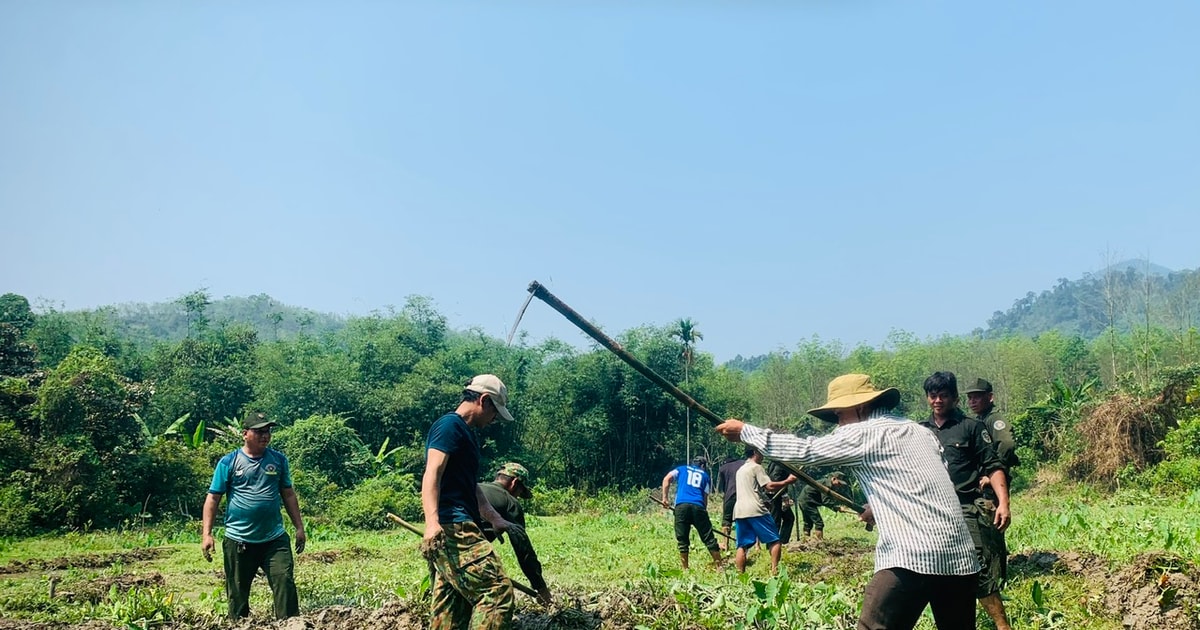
[222,533,299,619]
[857,567,977,630]
[770,497,796,544]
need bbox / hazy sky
[3,2,1197,362]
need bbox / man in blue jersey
[201,411,306,620]
[660,455,724,570]
[421,375,520,630]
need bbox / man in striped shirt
[715,374,980,630]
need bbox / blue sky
[2,2,1197,363]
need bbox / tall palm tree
[671,318,703,462]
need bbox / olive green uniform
[919,409,1008,598]
[479,481,548,593]
[977,408,1019,478]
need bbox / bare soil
[8,547,1197,629]
[0,548,170,575]
[1011,550,1200,629]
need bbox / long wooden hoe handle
[385,512,540,598]
[527,281,866,515]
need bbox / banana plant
[161,413,208,449]
[138,413,202,448]
[373,437,403,476]
[207,417,244,447]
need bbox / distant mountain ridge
[1094,259,1174,279]
[725,259,1198,370]
[984,260,1199,339]
[88,293,346,346]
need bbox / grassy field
[2,482,1199,629]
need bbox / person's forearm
[421,469,441,527]
[990,469,1010,509]
[282,491,304,530]
[202,494,219,536]
[510,534,547,591]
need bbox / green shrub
[28,436,133,530]
[1141,456,1200,491]
[328,473,421,529]
[272,415,373,489]
[130,440,214,521]
[290,468,340,513]
[0,471,34,537]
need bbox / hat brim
[964,388,991,394]
[245,421,277,430]
[495,403,514,422]
[515,483,532,499]
[807,388,900,422]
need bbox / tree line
[1,288,1198,536]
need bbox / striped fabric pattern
[740,412,979,576]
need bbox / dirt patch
[1104,553,1200,630]
[58,572,168,605]
[784,536,875,583]
[1009,549,1108,577]
[1012,550,1200,629]
[0,547,170,575]
[0,621,120,630]
[220,595,600,630]
[298,544,371,565]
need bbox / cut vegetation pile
[1069,368,1200,487]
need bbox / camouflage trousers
[424,521,515,630]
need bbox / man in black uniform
[716,453,747,550]
[765,459,798,543]
[965,378,1019,483]
[796,471,849,540]
[479,462,553,606]
[920,371,1013,630]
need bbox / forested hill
[724,260,1198,371]
[48,292,346,347]
[982,261,1200,339]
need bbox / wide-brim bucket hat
[807,374,900,423]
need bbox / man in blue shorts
[201,411,306,619]
[733,448,793,574]
[661,455,724,570]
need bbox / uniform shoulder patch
[981,430,993,444]
[993,420,1007,431]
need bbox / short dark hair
[692,455,708,468]
[462,388,482,403]
[743,446,756,459]
[923,371,958,397]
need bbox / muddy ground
[1011,549,1200,629]
[4,546,1198,629]
[0,548,170,575]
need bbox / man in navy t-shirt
[660,455,724,570]
[421,375,520,629]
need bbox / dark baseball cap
[964,378,993,394]
[242,411,276,430]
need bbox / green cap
[496,462,532,498]
[964,378,993,394]
[242,411,276,430]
